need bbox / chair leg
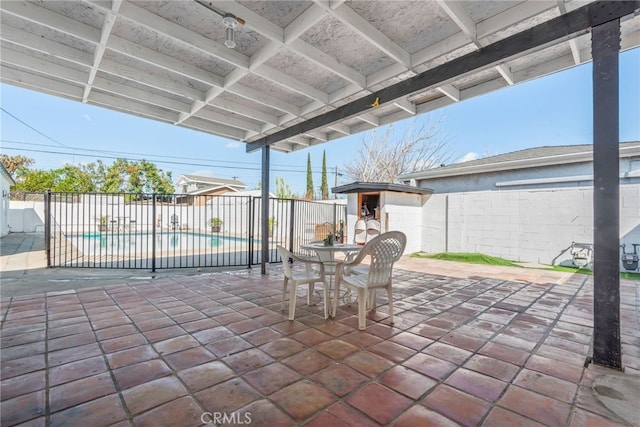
[322,283,329,319]
[357,288,367,330]
[308,283,314,306]
[288,284,298,320]
[387,285,394,325]
[281,278,288,312]
[332,282,340,317]
[367,289,376,311]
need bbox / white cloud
[226,141,242,149]
[190,170,214,177]
[457,152,478,163]
[82,114,92,121]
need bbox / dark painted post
[261,146,270,274]
[152,194,157,273]
[45,189,51,267]
[592,19,622,369]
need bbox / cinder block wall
[421,185,640,267]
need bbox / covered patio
[1,256,638,426]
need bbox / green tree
[305,153,314,200]
[102,159,173,195]
[13,164,96,192]
[275,176,293,199]
[320,150,329,200]
[0,154,34,178]
[13,169,56,191]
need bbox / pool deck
[1,232,639,426]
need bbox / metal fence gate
[45,191,346,270]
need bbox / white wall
[421,185,640,269]
[0,177,10,235]
[8,201,46,233]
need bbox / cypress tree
[321,150,329,200]
[305,153,314,200]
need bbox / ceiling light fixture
[195,1,245,49]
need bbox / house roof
[1,1,638,154]
[332,182,433,195]
[176,174,246,188]
[400,141,640,181]
[1,163,16,185]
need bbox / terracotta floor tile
[101,333,148,353]
[325,401,379,427]
[390,331,432,351]
[408,324,449,340]
[403,353,457,381]
[513,369,578,404]
[367,340,416,363]
[282,349,333,376]
[223,348,274,374]
[423,342,472,365]
[135,317,177,332]
[498,385,571,426]
[482,407,547,427]
[112,360,172,390]
[132,396,204,427]
[0,370,46,401]
[445,368,507,402]
[270,320,308,336]
[479,342,529,366]
[305,411,351,427]
[0,390,45,426]
[243,363,302,395]
[192,326,234,344]
[342,350,394,378]
[94,324,138,341]
[393,404,460,427]
[47,343,102,367]
[226,318,263,334]
[152,334,200,356]
[163,346,215,371]
[314,319,354,337]
[49,372,115,412]
[259,337,306,359]
[207,336,253,357]
[195,378,260,414]
[422,384,491,426]
[121,376,188,415]
[315,339,360,360]
[48,331,96,352]
[463,354,520,382]
[242,327,283,346]
[270,379,336,421]
[290,328,333,346]
[347,383,412,425]
[379,365,437,399]
[49,394,126,427]
[141,325,185,343]
[106,345,159,369]
[0,341,45,362]
[536,344,587,365]
[235,399,293,427]
[214,312,249,325]
[1,354,46,379]
[178,361,236,392]
[340,330,384,348]
[49,356,108,387]
[311,363,368,397]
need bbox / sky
[1,48,638,196]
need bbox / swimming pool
[69,232,252,256]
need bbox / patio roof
[1,1,638,153]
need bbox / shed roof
[400,141,640,181]
[332,182,433,195]
[176,174,246,187]
[1,1,638,154]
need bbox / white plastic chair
[354,219,367,245]
[365,219,381,243]
[333,231,407,330]
[277,246,329,320]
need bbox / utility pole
[334,166,338,199]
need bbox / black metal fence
[44,192,347,270]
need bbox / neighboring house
[334,142,639,269]
[1,163,16,236]
[399,142,640,193]
[175,175,247,206]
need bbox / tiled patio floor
[1,260,638,426]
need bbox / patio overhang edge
[332,182,433,195]
[246,1,640,153]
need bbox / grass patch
[412,252,521,267]
[548,265,593,275]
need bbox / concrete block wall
[8,201,46,233]
[421,185,640,267]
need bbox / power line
[0,107,69,148]
[0,146,332,174]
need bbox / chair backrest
[354,219,367,245]
[352,231,406,288]
[277,246,294,279]
[365,220,381,242]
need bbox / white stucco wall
[421,185,640,269]
[8,201,46,233]
[0,177,11,235]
